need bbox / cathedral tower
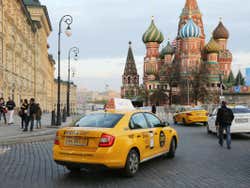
[179,17,201,76]
[142,17,164,91]
[177,0,205,54]
[213,19,232,77]
[121,42,139,99]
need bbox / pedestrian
[6,97,16,125]
[0,98,7,125]
[20,99,28,129]
[215,101,234,149]
[36,103,42,129]
[24,98,37,132]
[152,104,156,114]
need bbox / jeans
[36,119,41,128]
[24,116,34,131]
[0,112,7,124]
[218,124,231,147]
[21,115,28,129]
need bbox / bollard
[51,110,56,126]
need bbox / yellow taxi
[53,98,178,177]
[173,106,208,126]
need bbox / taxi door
[130,113,155,159]
[144,113,168,154]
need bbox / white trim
[140,151,168,163]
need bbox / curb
[0,134,55,145]
[0,124,74,145]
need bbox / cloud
[40,0,250,90]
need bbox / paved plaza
[0,124,250,188]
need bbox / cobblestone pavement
[0,125,250,188]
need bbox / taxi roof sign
[105,98,135,111]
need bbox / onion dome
[205,38,221,53]
[160,41,175,58]
[142,17,164,44]
[213,20,229,40]
[180,18,201,38]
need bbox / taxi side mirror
[162,121,170,127]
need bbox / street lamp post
[67,47,79,117]
[56,15,73,126]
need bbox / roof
[23,0,52,31]
[123,42,138,76]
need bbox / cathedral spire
[123,41,138,76]
[184,0,199,11]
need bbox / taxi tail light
[206,112,209,116]
[186,113,192,116]
[99,133,115,147]
[54,131,60,145]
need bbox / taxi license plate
[64,137,88,146]
[235,118,248,124]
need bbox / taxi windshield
[75,113,124,128]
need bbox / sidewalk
[0,113,80,145]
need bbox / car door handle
[149,131,153,133]
[154,133,158,135]
[137,135,141,138]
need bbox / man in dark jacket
[216,101,234,149]
[23,98,37,132]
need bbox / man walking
[24,98,37,132]
[216,101,234,149]
[6,97,16,125]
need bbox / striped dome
[160,41,175,58]
[180,18,201,38]
[142,17,164,44]
[205,38,221,53]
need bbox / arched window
[128,77,131,84]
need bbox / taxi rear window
[232,108,250,114]
[75,113,124,128]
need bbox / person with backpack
[215,101,234,149]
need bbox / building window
[149,85,152,90]
[128,77,131,84]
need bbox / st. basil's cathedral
[121,0,232,105]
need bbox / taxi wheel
[124,149,139,177]
[166,139,176,159]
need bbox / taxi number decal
[149,132,154,149]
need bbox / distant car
[53,110,178,177]
[173,106,208,126]
[207,106,250,134]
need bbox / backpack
[221,108,233,124]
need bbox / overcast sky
[40,0,250,92]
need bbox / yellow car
[173,107,208,126]
[53,110,178,176]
